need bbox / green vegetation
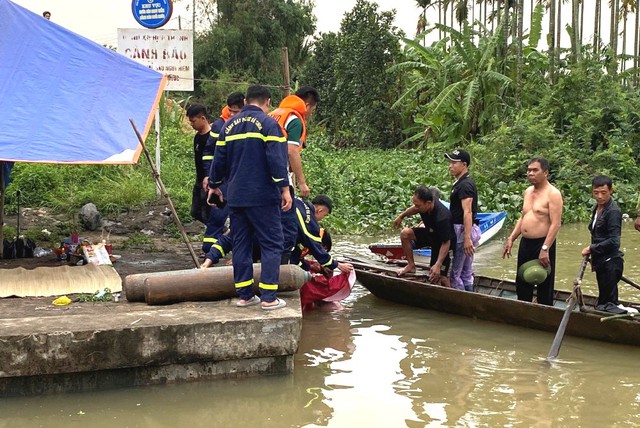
[3,0,640,236]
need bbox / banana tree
[390,22,512,145]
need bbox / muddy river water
[2,222,640,427]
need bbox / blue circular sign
[132,0,173,29]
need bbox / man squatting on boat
[394,186,455,286]
[502,157,563,306]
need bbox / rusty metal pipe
[139,264,311,305]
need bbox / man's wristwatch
[541,244,549,251]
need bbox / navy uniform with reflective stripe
[289,197,338,271]
[201,115,229,253]
[209,104,288,303]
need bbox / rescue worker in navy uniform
[201,92,245,253]
[186,104,212,224]
[269,86,320,264]
[208,85,292,311]
[289,195,353,275]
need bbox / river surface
[2,222,640,427]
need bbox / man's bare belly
[521,212,550,239]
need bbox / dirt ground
[0,201,205,278]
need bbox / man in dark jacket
[581,175,624,312]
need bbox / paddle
[547,255,589,360]
[621,275,640,292]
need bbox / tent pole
[155,109,161,197]
[0,162,4,258]
[129,119,201,268]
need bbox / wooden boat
[349,257,640,347]
[369,211,507,260]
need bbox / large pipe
[139,264,311,306]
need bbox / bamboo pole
[129,119,200,268]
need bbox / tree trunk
[612,0,620,74]
[622,10,627,74]
[503,0,510,65]
[556,0,562,68]
[516,0,524,106]
[579,0,584,45]
[594,0,601,54]
[635,0,640,85]
[572,0,580,61]
[549,0,557,83]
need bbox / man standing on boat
[581,175,625,312]
[394,186,455,286]
[445,149,481,291]
[502,158,563,306]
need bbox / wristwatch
[541,244,549,251]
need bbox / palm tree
[610,0,620,74]
[456,0,469,29]
[549,0,556,83]
[571,0,581,61]
[594,0,602,54]
[633,0,640,86]
[516,0,524,105]
[415,0,432,43]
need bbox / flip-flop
[236,296,261,307]
[261,298,287,311]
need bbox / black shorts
[412,227,452,275]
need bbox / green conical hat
[517,260,552,285]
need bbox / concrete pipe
[142,264,312,305]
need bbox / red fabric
[300,272,351,312]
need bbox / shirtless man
[502,158,563,306]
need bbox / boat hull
[353,260,640,347]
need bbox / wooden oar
[547,255,589,360]
[621,275,640,292]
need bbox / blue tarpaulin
[0,0,166,164]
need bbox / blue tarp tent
[0,0,166,164]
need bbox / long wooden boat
[369,211,507,260]
[349,257,640,347]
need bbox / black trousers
[595,257,623,306]
[516,237,556,306]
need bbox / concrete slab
[0,292,301,397]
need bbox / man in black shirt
[393,186,455,286]
[186,104,212,224]
[445,149,481,291]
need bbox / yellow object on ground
[52,296,72,306]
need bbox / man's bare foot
[397,265,416,276]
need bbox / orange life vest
[269,95,307,151]
[220,105,231,122]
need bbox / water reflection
[2,223,640,427]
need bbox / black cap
[444,149,471,166]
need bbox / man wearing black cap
[445,149,481,291]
